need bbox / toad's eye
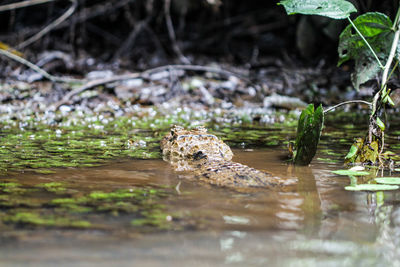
[193,151,206,160]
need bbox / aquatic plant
[280,0,400,167]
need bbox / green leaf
[338,12,393,90]
[344,144,358,160]
[388,96,395,106]
[375,177,400,185]
[350,57,381,91]
[345,184,399,191]
[293,104,324,165]
[332,170,370,176]
[278,0,357,19]
[376,117,385,131]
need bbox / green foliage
[344,144,358,160]
[338,12,394,90]
[278,0,356,19]
[344,138,380,164]
[376,117,385,131]
[293,104,324,165]
[35,182,67,193]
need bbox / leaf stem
[347,17,384,69]
[387,59,399,82]
[369,2,400,143]
[393,1,400,29]
[380,29,400,91]
[324,100,371,114]
[370,7,400,116]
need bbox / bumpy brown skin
[161,126,295,188]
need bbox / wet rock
[263,93,307,110]
[86,70,114,80]
[114,86,136,100]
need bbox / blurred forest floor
[0,0,396,119]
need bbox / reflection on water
[0,147,399,266]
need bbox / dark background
[0,0,397,72]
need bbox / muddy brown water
[1,147,399,266]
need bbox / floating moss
[35,182,67,193]
[0,182,21,188]
[89,190,139,200]
[0,182,34,194]
[51,198,82,205]
[3,212,91,228]
[131,209,173,229]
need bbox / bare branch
[0,48,80,83]
[0,0,55,12]
[17,0,78,49]
[324,100,372,114]
[51,64,254,110]
[164,0,191,64]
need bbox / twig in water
[164,0,191,64]
[175,181,181,195]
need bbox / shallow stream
[1,113,400,266]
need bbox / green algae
[0,182,36,194]
[0,182,21,188]
[0,110,300,176]
[35,182,67,193]
[131,209,173,229]
[0,118,164,175]
[213,126,294,148]
[1,184,176,231]
[3,211,92,228]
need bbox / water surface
[1,145,399,266]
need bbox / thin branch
[164,0,190,64]
[0,0,55,12]
[148,64,252,82]
[324,100,371,114]
[393,1,400,30]
[0,0,133,43]
[113,20,147,60]
[17,0,77,49]
[51,64,254,110]
[368,4,400,143]
[52,73,141,110]
[380,25,400,92]
[0,48,79,83]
